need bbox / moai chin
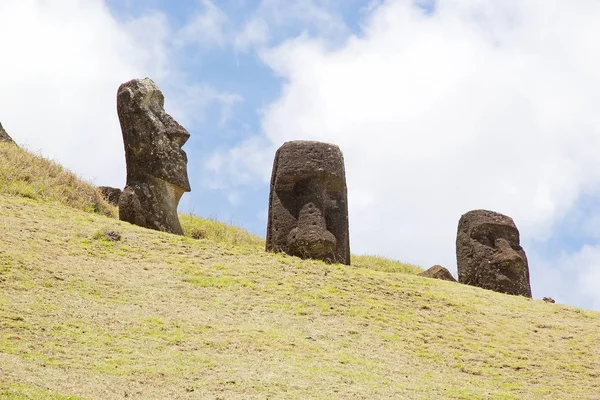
[456,209,532,297]
[117,78,190,235]
[266,140,350,265]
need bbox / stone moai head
[266,141,350,265]
[117,78,190,234]
[117,78,190,191]
[456,209,532,297]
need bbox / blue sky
[1,0,600,311]
[103,0,436,233]
[103,0,380,233]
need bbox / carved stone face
[117,78,190,235]
[456,209,532,297]
[266,141,350,265]
[117,78,190,192]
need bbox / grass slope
[0,143,114,218]
[0,142,599,399]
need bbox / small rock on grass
[419,265,457,282]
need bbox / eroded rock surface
[0,122,15,144]
[456,209,532,297]
[117,78,190,235]
[419,265,457,282]
[266,141,350,265]
[98,186,122,206]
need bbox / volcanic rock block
[0,122,15,144]
[98,186,122,206]
[456,209,532,297]
[103,230,121,242]
[116,78,190,235]
[266,140,350,265]
[419,265,457,282]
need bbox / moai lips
[117,78,190,235]
[266,141,350,265]
[456,209,532,297]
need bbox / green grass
[179,213,264,249]
[0,143,599,399]
[0,382,83,400]
[351,254,423,275]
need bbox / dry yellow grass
[0,144,599,399]
[0,142,114,217]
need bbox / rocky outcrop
[0,122,15,144]
[266,141,350,265]
[116,78,190,235]
[456,209,532,297]
[98,186,122,206]
[419,265,457,282]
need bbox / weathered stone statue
[419,265,457,282]
[117,78,190,235]
[0,122,15,145]
[456,209,532,297]
[266,141,350,265]
[98,186,122,206]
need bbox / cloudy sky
[1,0,600,310]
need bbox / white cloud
[233,0,349,52]
[0,0,241,189]
[234,17,270,51]
[175,0,228,50]
[272,0,348,38]
[164,82,243,128]
[574,247,600,310]
[204,135,273,189]
[121,11,171,80]
[212,0,600,307]
[541,246,600,310]
[0,0,171,187]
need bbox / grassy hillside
[0,143,114,217]
[1,141,599,399]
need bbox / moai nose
[494,238,524,271]
[166,126,190,148]
[495,238,519,254]
[288,202,337,259]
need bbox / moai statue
[266,141,350,265]
[456,209,532,297]
[117,78,190,235]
